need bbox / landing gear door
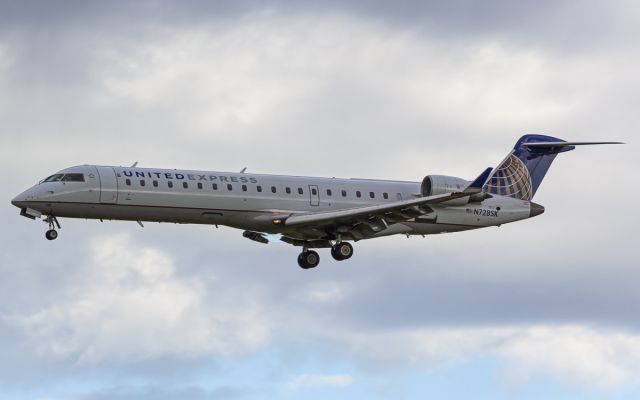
[308,184,320,206]
[96,166,118,204]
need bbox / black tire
[298,252,310,269]
[45,229,58,241]
[298,250,320,269]
[335,242,353,260]
[331,246,344,261]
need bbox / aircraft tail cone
[529,202,545,218]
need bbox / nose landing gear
[44,215,61,241]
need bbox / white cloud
[97,16,574,139]
[287,373,353,390]
[7,234,640,391]
[294,281,351,305]
[4,233,271,363]
[331,325,640,390]
[1,12,635,194]
[498,326,640,389]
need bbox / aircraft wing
[282,168,491,240]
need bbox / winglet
[464,167,492,193]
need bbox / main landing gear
[297,241,354,269]
[298,250,320,269]
[44,215,61,241]
[331,242,353,261]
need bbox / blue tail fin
[483,134,575,200]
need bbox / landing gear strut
[44,215,61,241]
[297,250,320,269]
[331,242,353,261]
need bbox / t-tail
[483,134,622,200]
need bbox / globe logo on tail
[484,153,533,200]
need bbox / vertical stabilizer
[484,135,575,200]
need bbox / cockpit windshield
[43,174,64,182]
[61,173,85,182]
[42,173,84,183]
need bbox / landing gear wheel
[331,247,341,260]
[331,242,353,261]
[44,216,61,240]
[297,250,320,269]
[45,229,58,240]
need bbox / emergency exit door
[308,185,320,206]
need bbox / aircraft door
[96,166,118,204]
[308,184,320,206]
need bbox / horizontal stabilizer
[524,141,624,148]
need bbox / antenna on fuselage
[131,161,138,168]
[240,167,247,173]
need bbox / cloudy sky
[1,1,639,399]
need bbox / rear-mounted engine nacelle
[421,175,471,206]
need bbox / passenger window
[298,188,303,195]
[197,182,203,189]
[227,184,233,191]
[311,188,317,195]
[140,180,146,187]
[370,192,375,198]
[326,189,332,196]
[271,186,276,193]
[383,192,388,199]
[125,178,131,186]
[242,184,247,192]
[212,183,218,190]
[257,185,262,193]
[342,190,347,197]
[153,180,158,187]
[168,181,173,188]
[286,187,291,194]
[356,191,361,198]
[183,182,188,189]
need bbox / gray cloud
[0,0,623,50]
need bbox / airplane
[11,134,621,269]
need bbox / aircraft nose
[11,188,34,208]
[529,202,545,217]
[12,193,26,208]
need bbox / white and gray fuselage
[12,165,537,240]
